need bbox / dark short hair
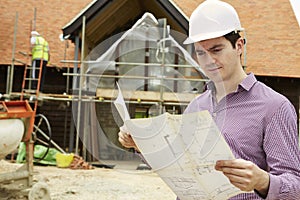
[224,31,242,48]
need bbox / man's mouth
[207,67,221,72]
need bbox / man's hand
[118,126,139,152]
[215,159,270,197]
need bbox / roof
[62,0,189,45]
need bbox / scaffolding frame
[4,14,208,158]
[60,15,208,157]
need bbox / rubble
[69,155,94,170]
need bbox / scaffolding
[59,13,208,164]
[3,12,208,166]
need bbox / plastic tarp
[72,13,206,170]
[17,142,59,166]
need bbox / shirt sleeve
[30,36,36,45]
[263,101,300,199]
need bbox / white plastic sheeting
[72,13,206,169]
[84,12,205,92]
[290,0,300,27]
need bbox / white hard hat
[31,31,40,36]
[184,0,244,44]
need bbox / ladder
[20,56,44,112]
[20,31,48,112]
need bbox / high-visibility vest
[32,36,49,61]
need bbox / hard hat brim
[31,31,40,36]
[183,28,244,44]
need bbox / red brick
[0,0,91,67]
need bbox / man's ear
[236,38,244,55]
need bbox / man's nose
[201,53,216,66]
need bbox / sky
[290,0,300,27]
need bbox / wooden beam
[96,88,198,103]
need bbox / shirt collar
[239,73,257,91]
[205,72,257,92]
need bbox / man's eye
[197,51,206,56]
[212,48,222,53]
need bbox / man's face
[194,36,242,83]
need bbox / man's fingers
[215,159,268,192]
[221,168,248,177]
[216,159,251,169]
[118,131,135,149]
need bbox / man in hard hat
[118,0,300,199]
[30,31,50,92]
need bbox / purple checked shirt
[183,73,300,199]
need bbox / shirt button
[212,112,217,117]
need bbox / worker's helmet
[31,31,40,36]
[184,0,244,44]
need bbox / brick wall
[173,0,300,78]
[0,0,92,68]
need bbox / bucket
[56,153,74,168]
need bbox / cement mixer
[0,100,51,200]
[0,118,24,159]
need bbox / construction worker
[118,0,300,199]
[30,31,50,92]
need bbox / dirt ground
[0,160,176,200]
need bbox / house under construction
[0,0,299,168]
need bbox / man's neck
[214,70,247,102]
